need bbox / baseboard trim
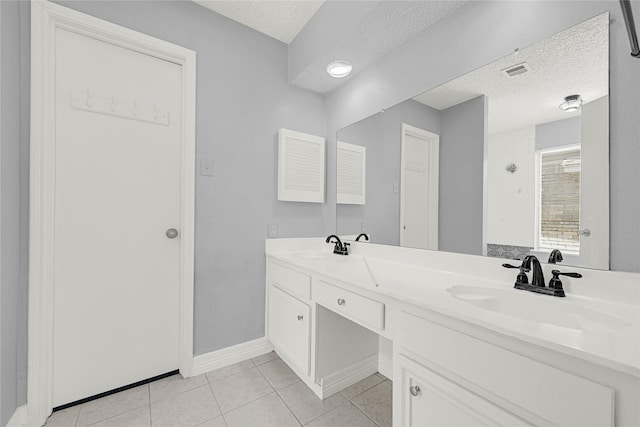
[191,337,273,376]
[321,354,378,398]
[378,351,393,379]
[6,404,28,427]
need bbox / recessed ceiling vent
[501,62,533,79]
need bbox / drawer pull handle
[337,298,346,306]
[297,315,304,321]
[409,385,421,397]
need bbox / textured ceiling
[413,13,609,135]
[195,0,324,43]
[291,1,467,93]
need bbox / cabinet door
[397,355,530,427]
[268,286,311,375]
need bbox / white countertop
[267,242,640,378]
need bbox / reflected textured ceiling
[413,13,609,134]
[195,0,325,43]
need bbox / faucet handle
[502,263,529,285]
[502,263,522,269]
[549,269,582,293]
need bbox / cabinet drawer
[315,280,384,331]
[268,286,311,376]
[397,309,614,427]
[269,261,311,301]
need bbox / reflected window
[538,145,581,252]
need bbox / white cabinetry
[267,261,312,376]
[268,286,311,375]
[315,279,385,332]
[394,309,614,427]
[396,355,530,427]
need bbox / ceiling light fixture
[326,60,352,78]
[559,95,583,112]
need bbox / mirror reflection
[336,13,609,269]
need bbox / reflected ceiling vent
[501,62,533,78]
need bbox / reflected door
[400,124,439,250]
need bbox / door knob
[409,385,421,397]
[578,229,591,237]
[166,228,179,239]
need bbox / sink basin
[447,285,630,332]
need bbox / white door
[578,95,609,269]
[52,28,183,406]
[400,124,439,250]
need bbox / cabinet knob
[409,385,421,397]
[297,314,303,321]
[337,298,346,306]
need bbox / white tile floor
[45,352,392,427]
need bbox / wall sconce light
[559,95,583,112]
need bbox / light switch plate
[393,181,399,194]
[268,224,278,237]
[200,158,214,177]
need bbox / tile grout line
[253,359,304,426]
[349,399,382,427]
[349,380,390,427]
[147,383,152,427]
[208,365,278,416]
[84,403,149,426]
[340,375,385,401]
[73,403,82,427]
[204,372,225,424]
[273,389,305,426]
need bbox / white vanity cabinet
[265,241,639,426]
[394,308,615,427]
[267,261,312,376]
[396,355,530,427]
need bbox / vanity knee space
[266,258,389,399]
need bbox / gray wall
[337,99,441,245]
[0,1,326,420]
[536,117,581,150]
[1,1,25,425]
[439,96,486,255]
[326,1,640,273]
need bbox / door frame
[399,123,439,249]
[29,1,196,424]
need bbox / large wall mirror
[336,12,609,270]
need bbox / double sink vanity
[265,237,639,426]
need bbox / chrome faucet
[326,235,349,255]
